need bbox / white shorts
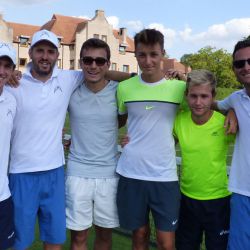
[65,176,119,231]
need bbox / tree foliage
[180,46,241,88]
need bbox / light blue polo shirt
[218,89,250,196]
[66,80,119,178]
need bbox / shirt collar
[23,62,60,81]
[0,89,6,103]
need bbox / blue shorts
[9,167,66,250]
[0,197,15,250]
[227,193,250,250]
[117,176,180,231]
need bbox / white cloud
[178,18,250,51]
[1,0,58,4]
[107,16,119,29]
[126,20,144,32]
[74,15,90,20]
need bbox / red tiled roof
[8,14,135,52]
[7,22,40,43]
[113,29,134,52]
[41,14,88,44]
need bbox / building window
[119,45,126,54]
[101,35,107,42]
[19,58,27,66]
[57,38,62,48]
[70,60,74,70]
[57,59,61,68]
[123,65,129,73]
[19,36,29,47]
[111,63,117,71]
[93,34,99,39]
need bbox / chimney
[120,27,128,46]
[95,10,105,18]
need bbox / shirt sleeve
[116,82,127,115]
[217,95,233,111]
[69,70,84,93]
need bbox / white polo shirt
[218,89,250,196]
[0,88,16,201]
[7,64,83,173]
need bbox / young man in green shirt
[174,69,233,250]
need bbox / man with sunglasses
[65,38,121,250]
[214,38,250,250]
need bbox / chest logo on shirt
[211,131,219,136]
[54,86,63,94]
[7,109,13,118]
[145,105,155,110]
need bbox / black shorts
[0,197,15,250]
[176,194,230,250]
[117,176,180,231]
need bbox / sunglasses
[80,56,108,66]
[233,58,250,69]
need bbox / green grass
[30,226,157,250]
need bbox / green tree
[180,46,240,88]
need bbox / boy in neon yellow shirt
[174,69,233,250]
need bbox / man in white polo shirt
[0,42,16,250]
[7,30,83,250]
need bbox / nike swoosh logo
[145,106,154,110]
[172,220,178,225]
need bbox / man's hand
[165,69,187,81]
[8,70,22,87]
[224,109,238,135]
[120,134,129,148]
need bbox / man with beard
[214,38,250,250]
[7,29,84,250]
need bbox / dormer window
[19,36,29,47]
[119,45,126,54]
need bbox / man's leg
[227,193,250,250]
[204,196,230,250]
[0,197,15,250]
[70,230,89,250]
[39,167,66,247]
[156,230,175,250]
[44,243,62,250]
[9,173,39,250]
[175,195,203,250]
[150,181,180,250]
[93,178,119,250]
[94,225,112,250]
[132,224,150,250]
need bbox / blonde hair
[186,69,217,96]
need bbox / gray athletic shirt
[66,80,119,178]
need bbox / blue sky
[1,0,250,60]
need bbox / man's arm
[106,70,131,82]
[212,101,238,134]
[118,114,127,128]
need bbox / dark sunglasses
[233,58,250,69]
[80,56,108,66]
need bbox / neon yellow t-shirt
[174,110,232,200]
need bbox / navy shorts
[117,176,180,231]
[9,166,66,250]
[0,197,15,250]
[176,194,230,250]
